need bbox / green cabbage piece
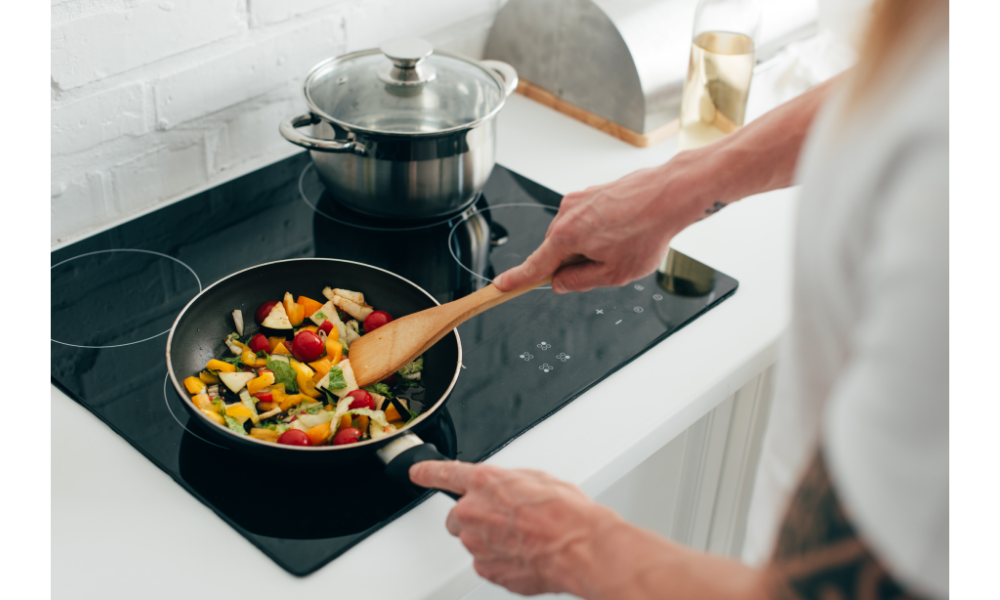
[397,356,423,376]
[326,365,347,390]
[224,415,247,435]
[266,358,298,393]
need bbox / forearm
[547,508,767,600]
[659,75,843,219]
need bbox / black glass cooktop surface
[50,153,737,576]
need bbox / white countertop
[52,86,799,599]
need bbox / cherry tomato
[346,389,374,410]
[253,391,274,402]
[277,429,310,446]
[332,427,362,446]
[363,310,393,333]
[255,300,280,325]
[248,333,269,354]
[291,330,324,362]
[319,320,334,335]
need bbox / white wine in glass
[677,31,755,150]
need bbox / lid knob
[378,37,437,86]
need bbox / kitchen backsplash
[51,0,507,247]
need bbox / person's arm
[494,75,842,294]
[409,451,931,600]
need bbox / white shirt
[741,34,948,599]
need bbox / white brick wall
[51,0,505,247]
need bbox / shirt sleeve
[822,133,948,598]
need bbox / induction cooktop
[50,153,737,576]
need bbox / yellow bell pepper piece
[198,370,220,384]
[271,342,291,355]
[325,339,342,364]
[290,360,321,399]
[226,404,253,424]
[298,324,319,334]
[201,409,225,425]
[241,347,268,368]
[339,414,353,431]
[191,393,212,411]
[309,357,333,381]
[384,404,402,422]
[184,376,206,394]
[357,415,369,433]
[246,372,275,395]
[279,393,306,412]
[305,421,332,446]
[206,359,236,373]
[249,428,280,443]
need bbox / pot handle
[480,59,519,98]
[279,113,364,153]
[383,442,462,501]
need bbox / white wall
[51,0,507,247]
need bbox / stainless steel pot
[280,38,518,220]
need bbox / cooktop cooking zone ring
[448,203,558,289]
[162,372,227,450]
[51,248,202,349]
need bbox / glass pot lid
[304,38,506,135]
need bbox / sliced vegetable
[192,393,213,411]
[309,356,333,381]
[271,341,291,355]
[224,415,247,435]
[267,336,287,353]
[202,409,226,426]
[206,359,236,373]
[261,302,292,329]
[297,295,324,318]
[184,376,206,394]
[308,300,342,329]
[331,294,373,321]
[325,339,342,363]
[226,404,254,424]
[266,358,298,393]
[345,319,362,345]
[239,390,260,425]
[198,370,219,385]
[246,371,275,395]
[255,300,280,326]
[398,356,423,378]
[291,359,321,398]
[305,422,332,446]
[249,428,280,443]
[283,293,306,326]
[232,309,244,336]
[218,371,256,393]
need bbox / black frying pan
[166,258,462,496]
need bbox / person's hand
[409,460,619,596]
[493,157,712,294]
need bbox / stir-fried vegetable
[183,286,426,447]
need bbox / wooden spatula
[350,276,554,388]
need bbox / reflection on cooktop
[50,152,737,576]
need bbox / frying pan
[166,258,462,496]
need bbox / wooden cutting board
[516,79,679,148]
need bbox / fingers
[409,460,476,496]
[494,239,572,292]
[551,260,608,293]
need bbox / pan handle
[383,441,461,501]
[279,113,366,154]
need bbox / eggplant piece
[218,371,256,393]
